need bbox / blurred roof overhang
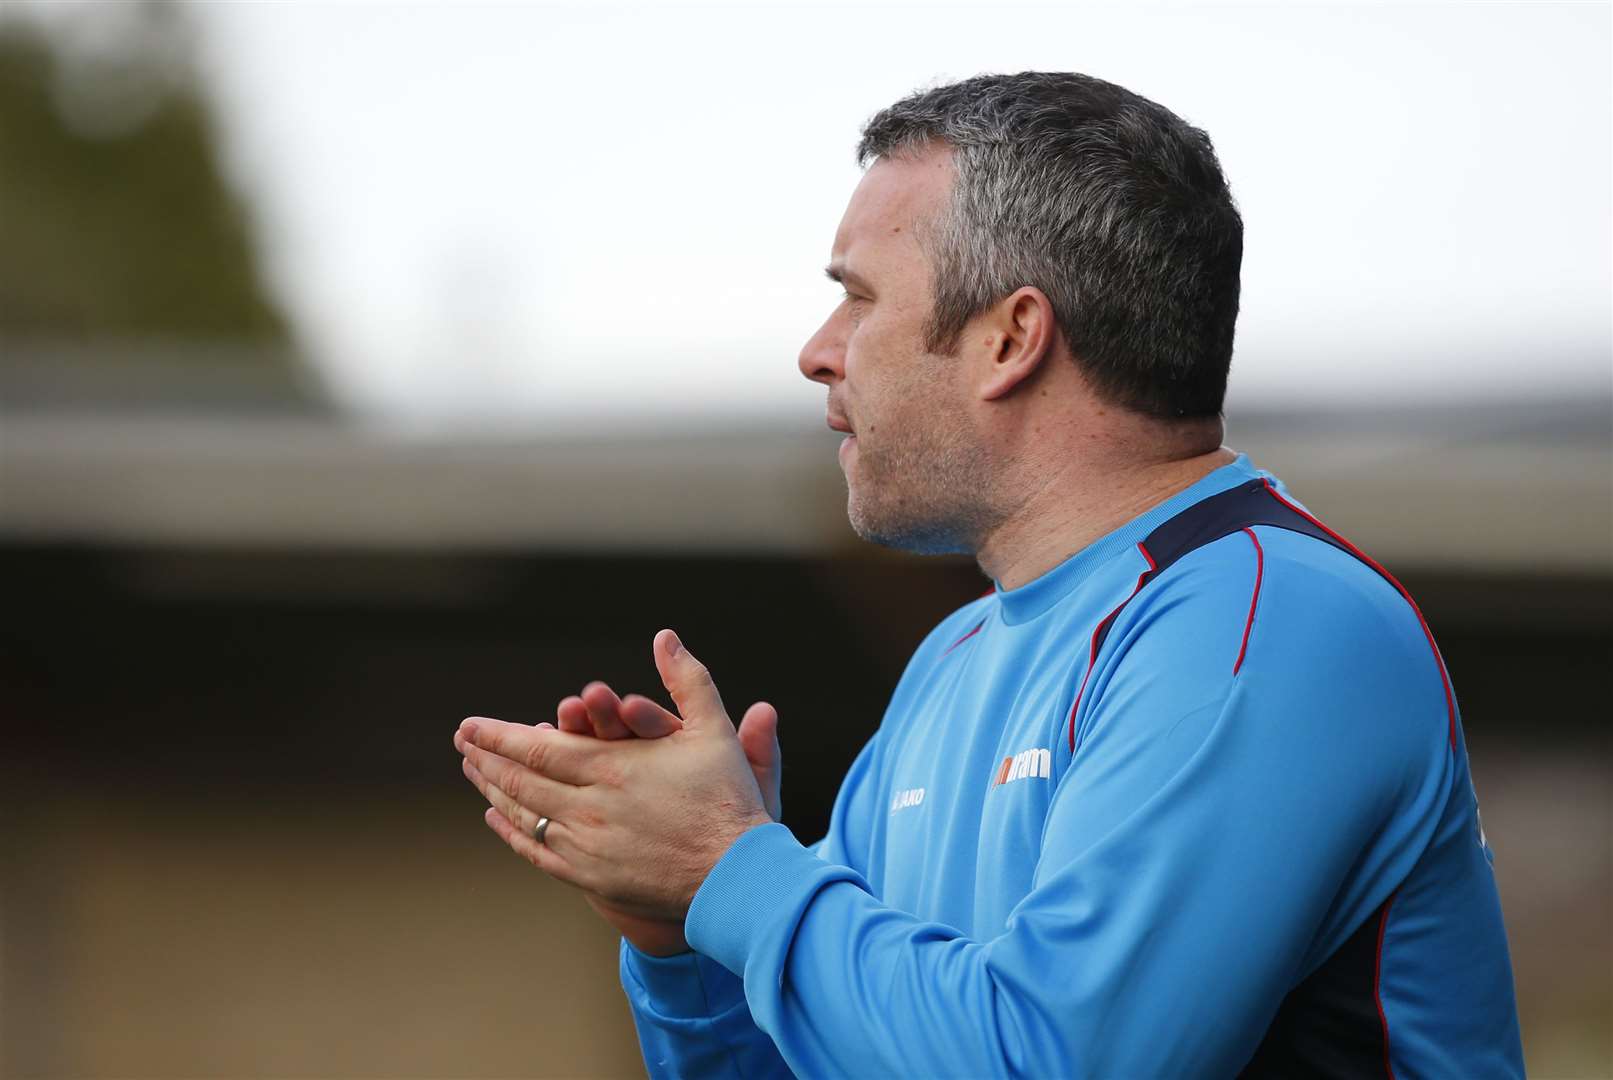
[2,397,1608,577]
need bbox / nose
[797,308,845,387]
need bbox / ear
[977,287,1058,401]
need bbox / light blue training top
[619,454,1523,1078]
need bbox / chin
[847,497,975,557]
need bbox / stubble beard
[844,404,1003,557]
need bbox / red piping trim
[1067,543,1157,752]
[1260,480,1456,749]
[942,618,987,656]
[1374,892,1399,1080]
[1233,527,1264,675]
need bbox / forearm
[618,731,886,1078]
[685,816,1344,1078]
[620,940,793,1079]
[687,825,1069,1077]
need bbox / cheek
[842,313,909,405]
[841,319,874,380]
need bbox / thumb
[652,629,730,731]
[737,701,782,821]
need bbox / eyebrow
[825,264,874,292]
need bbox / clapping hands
[456,630,783,956]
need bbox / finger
[618,694,682,739]
[737,701,779,770]
[458,737,581,820]
[652,629,731,732]
[482,806,583,888]
[458,716,602,785]
[556,696,591,736]
[463,756,545,837]
[581,681,633,740]
[737,701,782,820]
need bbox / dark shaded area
[4,544,1608,845]
[0,545,980,843]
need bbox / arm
[621,947,787,1080]
[680,571,1452,1077]
[618,608,972,1077]
[622,732,885,1078]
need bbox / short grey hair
[858,72,1243,420]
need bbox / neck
[977,442,1236,590]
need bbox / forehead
[831,143,955,269]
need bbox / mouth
[829,415,856,466]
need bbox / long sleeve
[679,542,1458,1078]
[621,732,888,1077]
[620,946,786,1079]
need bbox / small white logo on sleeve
[889,787,926,813]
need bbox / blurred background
[1,1,1608,1076]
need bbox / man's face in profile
[798,144,999,556]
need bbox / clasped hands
[453,629,781,956]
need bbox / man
[454,72,1523,1077]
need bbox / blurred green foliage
[0,5,285,347]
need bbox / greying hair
[857,72,1243,419]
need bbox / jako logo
[992,747,1051,787]
[889,787,925,813]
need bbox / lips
[826,408,854,434]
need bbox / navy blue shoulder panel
[1142,478,1344,575]
[1089,477,1391,660]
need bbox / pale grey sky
[178,1,1612,429]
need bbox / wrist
[586,895,689,956]
[685,822,819,976]
[693,812,774,910]
[624,926,690,958]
